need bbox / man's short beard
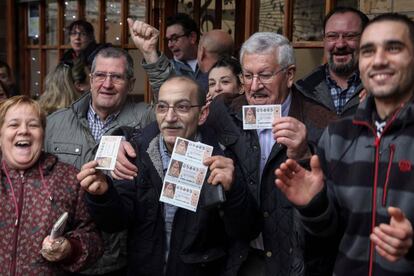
[328,55,358,77]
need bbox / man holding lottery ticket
[205,32,339,276]
[78,76,261,276]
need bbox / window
[16,0,148,100]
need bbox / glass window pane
[86,0,100,42]
[258,0,285,34]
[128,49,145,96]
[46,0,58,45]
[178,0,194,15]
[128,0,147,44]
[28,3,40,45]
[30,50,41,98]
[222,0,236,40]
[106,0,122,45]
[64,1,78,44]
[292,0,324,42]
[200,0,215,33]
[46,50,59,75]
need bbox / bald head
[197,30,234,72]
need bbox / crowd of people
[0,6,414,276]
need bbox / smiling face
[359,20,414,102]
[242,51,295,105]
[166,24,197,61]
[208,66,240,98]
[324,12,362,76]
[0,104,44,171]
[156,78,208,152]
[90,55,133,120]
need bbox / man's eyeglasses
[155,102,202,115]
[242,67,287,85]
[324,32,361,42]
[70,31,88,38]
[165,33,188,44]
[91,72,127,84]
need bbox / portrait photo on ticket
[94,136,123,170]
[172,137,213,163]
[243,105,281,130]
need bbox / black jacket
[86,122,261,276]
[206,86,338,276]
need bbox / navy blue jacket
[86,122,261,276]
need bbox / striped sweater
[299,95,414,276]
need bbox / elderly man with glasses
[296,7,369,118]
[44,46,155,275]
[78,75,261,276]
[204,32,341,276]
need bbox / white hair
[239,32,295,68]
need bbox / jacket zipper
[369,137,380,276]
[353,109,400,276]
[10,172,24,276]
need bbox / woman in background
[207,56,243,102]
[39,63,81,114]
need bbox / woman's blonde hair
[39,63,81,114]
[0,95,46,130]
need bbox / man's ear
[198,104,209,126]
[189,31,198,45]
[199,46,207,62]
[286,65,296,88]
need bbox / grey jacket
[45,92,154,170]
[142,53,208,101]
[44,92,155,274]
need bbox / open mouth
[15,141,31,148]
[369,70,394,81]
[371,73,393,81]
[252,93,268,99]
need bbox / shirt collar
[88,101,120,123]
[325,64,360,88]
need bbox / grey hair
[91,47,134,79]
[239,32,295,68]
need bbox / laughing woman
[0,96,103,275]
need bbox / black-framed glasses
[242,67,287,85]
[155,102,202,115]
[324,32,361,42]
[91,72,127,84]
[165,33,188,44]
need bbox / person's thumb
[310,155,321,173]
